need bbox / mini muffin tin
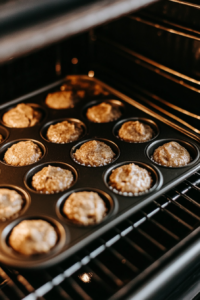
[0,75,200,269]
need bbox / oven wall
[0,32,90,105]
[1,0,199,117]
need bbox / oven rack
[0,171,199,300]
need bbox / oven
[0,0,200,299]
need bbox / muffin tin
[0,75,200,269]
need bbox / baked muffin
[86,102,122,123]
[9,219,57,255]
[45,91,74,109]
[153,141,191,167]
[32,165,74,193]
[63,191,107,225]
[47,120,83,144]
[74,140,115,166]
[2,103,42,128]
[0,134,3,143]
[109,163,152,194]
[4,141,42,166]
[0,189,23,221]
[119,121,154,142]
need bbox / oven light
[88,70,94,77]
[71,57,78,64]
[79,272,93,283]
[55,62,61,75]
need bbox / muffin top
[0,188,23,221]
[153,141,191,167]
[47,120,83,144]
[63,191,107,225]
[109,163,152,194]
[119,121,154,142]
[45,91,74,109]
[9,219,57,255]
[4,141,42,166]
[2,103,42,128]
[86,102,122,123]
[74,140,115,166]
[32,165,74,193]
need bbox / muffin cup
[40,118,87,143]
[146,138,199,168]
[103,161,163,197]
[24,162,78,194]
[71,138,120,167]
[82,99,125,123]
[0,216,67,267]
[0,139,46,167]
[1,103,47,128]
[113,117,159,143]
[0,125,9,144]
[0,185,31,222]
[56,187,117,227]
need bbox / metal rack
[0,171,199,300]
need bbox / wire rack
[0,170,199,300]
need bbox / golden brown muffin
[4,141,42,166]
[0,134,3,143]
[0,189,23,221]
[109,163,152,194]
[47,120,83,143]
[9,219,57,255]
[153,141,191,167]
[32,165,74,193]
[45,91,74,109]
[2,103,42,128]
[63,191,107,225]
[74,140,115,166]
[119,121,154,142]
[86,102,121,123]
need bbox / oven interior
[0,0,200,299]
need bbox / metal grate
[0,171,200,300]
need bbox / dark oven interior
[0,1,200,300]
